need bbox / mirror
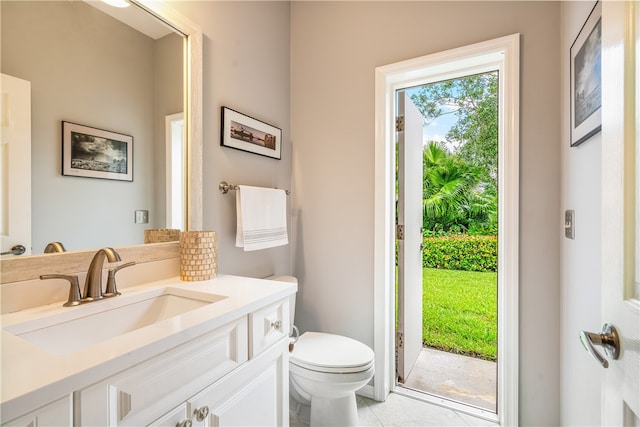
[1,0,201,255]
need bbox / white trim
[374,34,520,426]
[394,386,499,423]
[134,0,203,231]
[165,112,185,230]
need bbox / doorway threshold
[394,387,498,424]
[397,347,498,423]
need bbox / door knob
[0,245,26,256]
[580,323,620,368]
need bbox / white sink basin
[3,287,226,354]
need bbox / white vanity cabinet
[1,276,296,427]
[151,297,291,427]
[3,395,72,427]
[77,318,249,426]
[153,340,289,427]
[75,296,291,427]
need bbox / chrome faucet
[84,247,121,301]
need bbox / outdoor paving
[402,347,497,412]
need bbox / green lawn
[422,268,497,361]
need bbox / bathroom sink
[3,287,227,355]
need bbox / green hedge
[422,235,497,272]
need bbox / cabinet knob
[176,419,192,427]
[195,405,210,422]
[271,320,282,331]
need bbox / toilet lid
[290,332,374,373]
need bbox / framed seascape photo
[62,121,133,182]
[570,1,602,147]
[221,107,282,160]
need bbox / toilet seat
[290,332,374,374]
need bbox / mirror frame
[132,0,203,231]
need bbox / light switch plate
[135,210,149,224]
[564,210,575,239]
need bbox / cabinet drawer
[78,317,248,426]
[249,298,289,358]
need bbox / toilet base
[310,394,358,427]
[289,393,311,425]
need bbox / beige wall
[291,2,561,425]
[170,2,292,278]
[560,2,602,425]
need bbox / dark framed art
[570,1,602,147]
[221,107,282,160]
[62,121,133,181]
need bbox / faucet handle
[40,274,82,307]
[104,261,136,297]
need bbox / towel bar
[219,181,290,195]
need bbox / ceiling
[83,0,174,40]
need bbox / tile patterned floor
[290,393,499,427]
[289,348,498,426]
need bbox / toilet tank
[266,275,297,333]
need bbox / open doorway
[165,112,185,230]
[396,72,498,413]
[373,34,520,425]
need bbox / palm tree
[465,183,498,235]
[422,142,484,233]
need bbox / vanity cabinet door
[2,394,71,427]
[189,339,289,427]
[78,318,248,426]
[249,298,290,358]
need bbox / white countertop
[0,274,297,422]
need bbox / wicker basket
[179,230,218,281]
[144,228,181,244]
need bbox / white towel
[236,185,288,251]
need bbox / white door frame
[165,112,185,230]
[1,73,32,256]
[373,34,520,425]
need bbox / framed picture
[62,121,133,181]
[570,1,601,147]
[221,107,282,160]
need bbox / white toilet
[269,276,375,427]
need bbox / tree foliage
[411,72,498,182]
[411,72,499,236]
[422,142,496,235]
